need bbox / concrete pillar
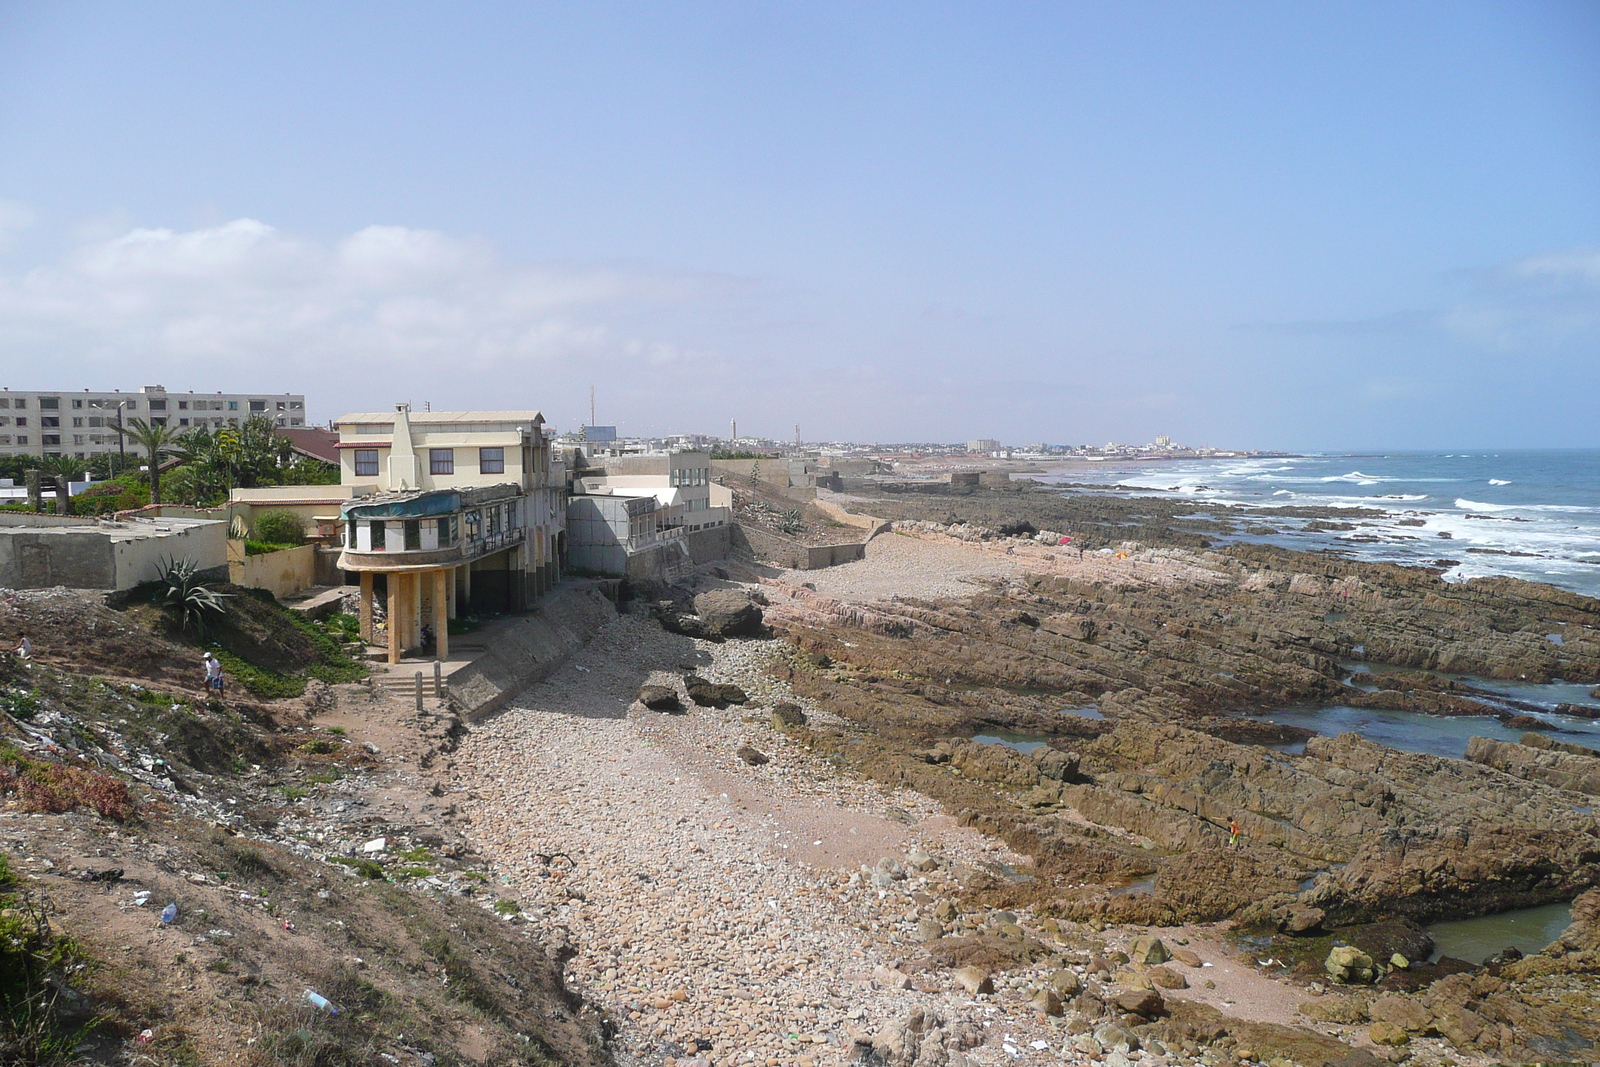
[433,569,448,660]
[445,567,457,620]
[359,571,374,644]
[460,563,472,612]
[410,572,423,648]
[386,573,400,665]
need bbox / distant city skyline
[0,2,1596,449]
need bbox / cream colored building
[331,405,565,664]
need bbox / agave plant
[155,556,229,635]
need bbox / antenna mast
[589,386,595,429]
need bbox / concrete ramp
[448,584,617,720]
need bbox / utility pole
[730,418,737,443]
[590,386,596,430]
[795,424,801,451]
[115,402,126,475]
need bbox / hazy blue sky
[1,2,1597,448]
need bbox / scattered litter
[78,867,124,883]
[131,891,151,907]
[136,1029,154,1044]
[282,920,296,932]
[303,989,338,1014]
[159,902,178,924]
[1030,1041,1050,1051]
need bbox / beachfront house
[332,404,566,663]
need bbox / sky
[0,2,1597,449]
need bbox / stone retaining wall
[448,584,617,720]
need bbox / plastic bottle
[159,902,178,924]
[303,989,338,1014]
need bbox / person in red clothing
[1228,817,1242,850]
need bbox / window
[429,448,454,475]
[178,418,189,427]
[290,401,303,409]
[0,399,8,408]
[437,517,454,546]
[40,417,59,428]
[42,435,60,445]
[277,401,286,410]
[404,520,421,550]
[228,401,239,410]
[0,437,10,445]
[73,435,83,445]
[249,400,266,412]
[487,506,501,538]
[15,417,25,426]
[15,436,26,444]
[177,400,187,410]
[13,399,24,408]
[148,399,166,411]
[39,397,58,410]
[479,447,504,474]
[371,522,386,550]
[465,510,482,542]
[354,449,380,477]
[71,399,82,409]
[72,418,83,427]
[150,417,166,427]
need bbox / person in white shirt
[13,633,30,658]
[202,652,224,695]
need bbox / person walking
[202,651,224,696]
[1228,816,1242,851]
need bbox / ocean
[1042,449,1600,600]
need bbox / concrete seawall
[448,584,618,720]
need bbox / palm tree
[116,417,183,505]
[35,454,85,515]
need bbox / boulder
[1326,945,1378,985]
[1367,1022,1410,1047]
[1035,748,1080,781]
[873,965,912,990]
[1169,946,1203,968]
[1368,995,1431,1034]
[692,590,764,638]
[1273,903,1326,935]
[636,685,682,712]
[1047,969,1081,997]
[735,745,769,766]
[771,702,808,729]
[906,849,938,871]
[1111,988,1165,1018]
[1148,965,1188,989]
[953,966,994,995]
[1129,935,1169,966]
[915,918,945,942]
[1029,989,1064,1016]
[684,675,749,708]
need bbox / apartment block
[0,385,308,459]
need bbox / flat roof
[0,516,223,542]
[334,410,545,426]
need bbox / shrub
[252,509,306,546]
[154,556,229,636]
[326,855,385,880]
[243,539,299,556]
[209,648,306,699]
[0,747,134,822]
[71,475,149,516]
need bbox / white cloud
[0,218,725,420]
